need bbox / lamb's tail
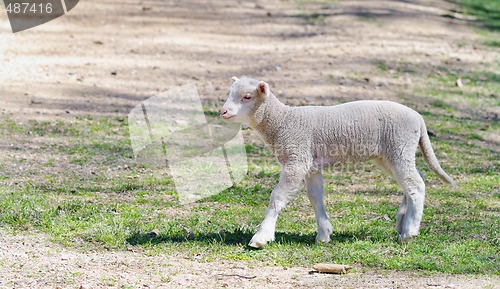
[419,119,456,186]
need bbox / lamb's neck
[251,94,289,148]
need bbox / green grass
[0,162,498,273]
[293,12,328,25]
[450,0,500,47]
[452,0,500,31]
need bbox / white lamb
[220,77,456,248]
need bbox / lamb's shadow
[126,228,255,246]
[126,228,363,247]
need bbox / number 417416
[6,2,53,14]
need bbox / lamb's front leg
[306,170,333,243]
[249,165,306,248]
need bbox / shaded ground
[0,0,498,288]
[1,0,496,119]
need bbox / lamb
[220,76,456,248]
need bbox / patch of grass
[450,0,500,47]
[1,109,499,274]
[1,168,498,273]
[0,117,26,133]
[452,0,500,31]
[293,12,328,25]
[414,68,499,120]
[1,103,499,274]
[375,60,388,72]
[483,38,500,47]
[371,59,419,77]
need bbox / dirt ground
[0,0,498,288]
[1,228,499,289]
[0,227,500,289]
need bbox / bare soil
[1,229,499,288]
[0,0,498,288]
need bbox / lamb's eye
[242,94,252,101]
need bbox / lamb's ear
[256,81,269,98]
[231,76,239,83]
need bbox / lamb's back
[287,100,422,162]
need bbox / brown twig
[214,273,257,280]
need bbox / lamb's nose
[220,108,228,117]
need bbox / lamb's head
[220,76,270,124]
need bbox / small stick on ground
[312,263,353,274]
[214,273,257,280]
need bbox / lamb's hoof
[315,228,332,243]
[248,240,266,248]
[316,222,333,243]
[248,232,274,248]
[398,233,416,244]
[315,235,331,243]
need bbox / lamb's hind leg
[392,165,426,244]
[249,164,306,248]
[375,158,424,236]
[396,194,407,235]
[306,170,333,243]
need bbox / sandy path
[1,229,498,288]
